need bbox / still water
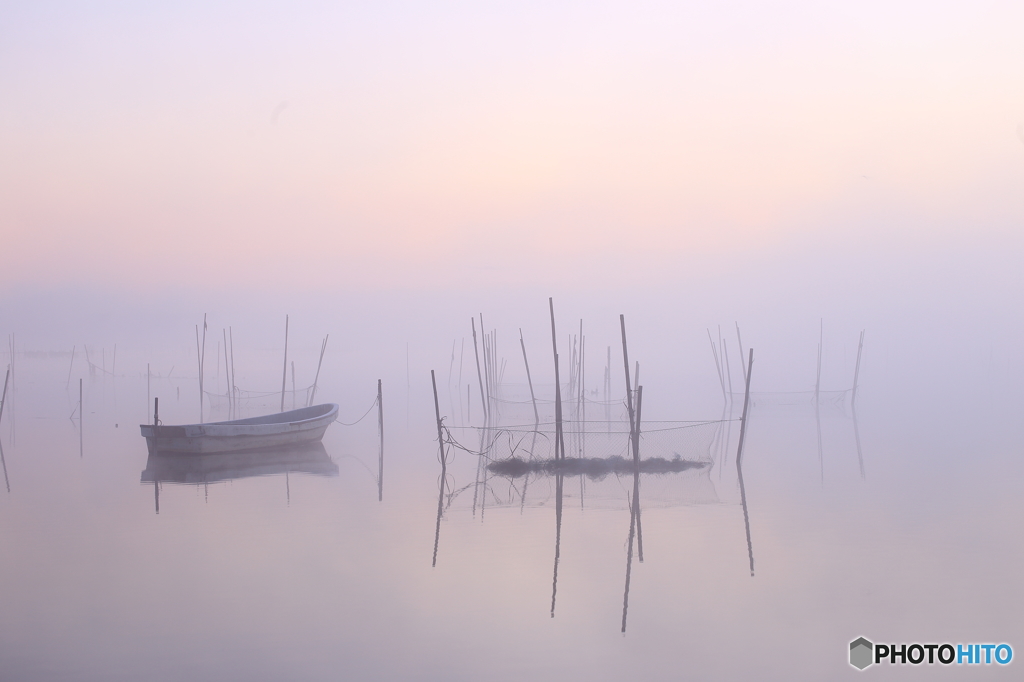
[0,351,1020,681]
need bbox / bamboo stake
[222,330,230,417]
[815,319,823,404]
[708,329,727,403]
[519,329,539,424]
[633,385,644,562]
[735,322,746,383]
[471,318,487,422]
[723,338,734,403]
[549,298,564,461]
[229,327,237,415]
[377,379,384,502]
[619,314,637,454]
[310,336,328,407]
[0,369,9,426]
[457,338,465,425]
[851,330,865,408]
[66,346,75,389]
[280,315,289,413]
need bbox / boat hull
[139,404,338,455]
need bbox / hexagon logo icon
[850,637,874,670]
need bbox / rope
[335,396,379,426]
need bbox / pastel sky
[2,1,1022,291]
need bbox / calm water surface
[0,354,1020,681]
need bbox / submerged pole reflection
[431,370,447,568]
[550,470,563,618]
[736,349,755,577]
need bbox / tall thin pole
[280,315,289,412]
[815,319,823,404]
[723,338,734,403]
[851,330,865,408]
[519,329,539,424]
[0,369,9,426]
[549,298,564,460]
[632,385,644,562]
[229,327,237,415]
[471,318,487,422]
[377,379,384,502]
[619,314,636,453]
[66,346,75,389]
[195,325,203,423]
[79,378,83,458]
[735,323,746,383]
[223,329,231,417]
[708,329,726,404]
[310,336,328,407]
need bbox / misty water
[1,289,1021,681]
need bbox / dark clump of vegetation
[487,455,708,480]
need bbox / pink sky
[2,1,1022,291]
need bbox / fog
[2,2,1023,680]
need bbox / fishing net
[440,418,732,512]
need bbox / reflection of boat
[139,404,338,455]
[141,441,338,484]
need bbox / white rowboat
[139,403,338,455]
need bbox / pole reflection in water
[621,385,643,632]
[140,442,338,513]
[853,405,865,479]
[0,439,9,494]
[736,349,755,577]
[550,470,563,618]
[431,370,447,568]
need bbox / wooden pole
[431,370,447,567]
[549,298,564,460]
[154,396,159,425]
[708,329,727,404]
[0,369,9,426]
[815,319,823,404]
[471,318,487,422]
[481,320,492,417]
[735,348,755,576]
[619,314,637,455]
[195,325,203,423]
[633,385,644,562]
[735,322,746,383]
[519,329,539,425]
[377,379,384,502]
[223,329,231,417]
[79,378,83,458]
[457,338,465,425]
[723,338,734,403]
[851,330,865,408]
[310,335,328,407]
[229,327,237,415]
[280,315,289,413]
[66,346,75,389]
